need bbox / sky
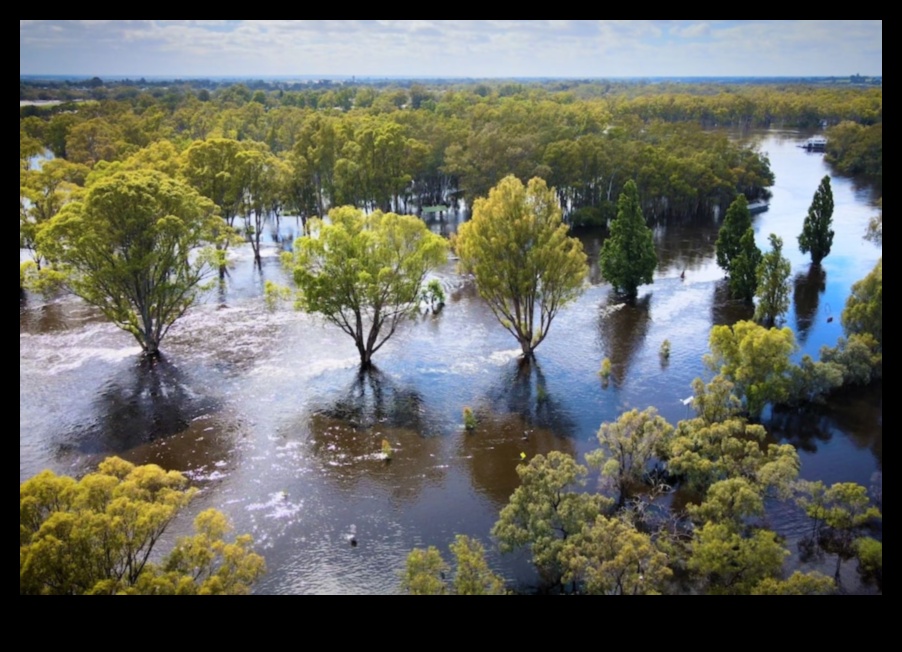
[20,20,882,79]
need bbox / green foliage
[287,206,448,367]
[854,537,882,578]
[754,233,792,326]
[715,194,752,274]
[20,457,264,595]
[456,175,588,359]
[402,536,505,595]
[381,438,394,460]
[825,121,882,178]
[798,175,835,265]
[728,228,761,302]
[448,535,507,595]
[598,179,657,299]
[842,258,882,350]
[401,546,448,595]
[705,320,797,417]
[865,199,882,244]
[689,376,742,425]
[688,522,788,595]
[263,280,292,311]
[786,354,845,404]
[751,571,835,595]
[586,407,673,506]
[797,480,882,578]
[687,477,765,527]
[36,170,224,358]
[491,452,612,588]
[666,416,799,495]
[560,515,672,595]
[820,334,882,385]
[659,339,671,360]
[401,534,507,595]
[420,278,445,312]
[20,158,88,269]
[598,357,612,379]
[462,406,477,431]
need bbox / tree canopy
[36,169,224,358]
[842,258,882,350]
[599,179,657,299]
[754,233,792,327]
[715,194,753,274]
[799,175,835,265]
[729,227,762,302]
[456,175,588,360]
[20,457,265,595]
[287,206,448,367]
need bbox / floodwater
[19,130,882,593]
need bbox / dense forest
[20,77,882,594]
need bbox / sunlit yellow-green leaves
[288,206,448,366]
[456,175,587,359]
[20,457,265,595]
[36,169,224,357]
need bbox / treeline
[19,81,790,224]
[826,121,882,179]
[405,307,883,595]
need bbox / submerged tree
[754,233,792,326]
[456,175,588,360]
[842,258,882,350]
[728,228,762,302]
[20,457,265,595]
[715,194,752,274]
[287,206,448,368]
[491,452,611,589]
[37,170,224,359]
[599,179,657,299]
[402,535,506,595]
[586,407,673,508]
[798,175,835,265]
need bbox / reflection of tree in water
[597,292,651,387]
[482,361,577,436]
[710,279,754,327]
[318,367,427,432]
[769,383,882,469]
[460,362,577,508]
[646,216,720,277]
[574,229,604,285]
[303,367,445,501]
[60,356,229,470]
[459,411,578,510]
[793,265,826,344]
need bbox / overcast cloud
[20,20,882,78]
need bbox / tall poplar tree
[599,180,657,299]
[754,234,792,327]
[716,194,752,274]
[799,175,835,265]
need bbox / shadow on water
[459,361,578,507]
[768,382,882,472]
[481,360,578,436]
[301,367,446,499]
[793,265,827,344]
[596,292,652,387]
[60,355,222,458]
[710,278,755,327]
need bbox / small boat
[748,199,769,215]
[801,136,827,152]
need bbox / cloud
[20,20,882,77]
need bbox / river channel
[19,130,882,593]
